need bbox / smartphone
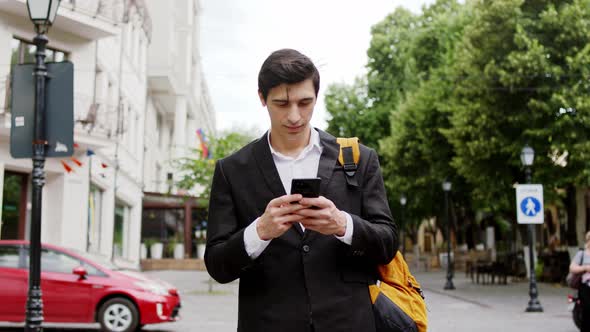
[290,178,321,198]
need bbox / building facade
[0,0,214,268]
[141,0,214,260]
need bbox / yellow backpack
[337,137,428,332]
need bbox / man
[205,49,398,332]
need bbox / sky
[200,0,436,136]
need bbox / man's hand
[257,194,305,241]
[296,196,347,236]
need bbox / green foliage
[444,0,590,212]
[172,131,254,204]
[324,0,590,243]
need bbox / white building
[141,0,215,260]
[0,0,215,268]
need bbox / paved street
[0,269,579,332]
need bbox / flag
[86,149,95,156]
[101,163,108,168]
[70,157,83,167]
[196,128,211,159]
[61,160,73,173]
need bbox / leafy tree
[172,131,254,205]
[442,0,590,244]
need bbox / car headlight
[135,281,169,296]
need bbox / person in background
[569,231,590,331]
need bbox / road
[0,269,579,332]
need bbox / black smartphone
[290,178,321,198]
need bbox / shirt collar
[267,127,322,159]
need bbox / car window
[0,245,20,268]
[81,261,106,277]
[23,248,82,274]
[41,249,82,274]
[22,247,109,276]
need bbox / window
[10,37,68,66]
[22,247,108,276]
[81,261,104,276]
[88,185,103,253]
[0,245,20,268]
[41,249,81,274]
[113,204,129,258]
[8,38,68,112]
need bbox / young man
[205,49,398,332]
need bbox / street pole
[444,186,455,290]
[25,32,48,332]
[400,195,406,256]
[400,203,405,256]
[525,166,543,312]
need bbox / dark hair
[258,49,320,101]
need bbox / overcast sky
[200,0,436,135]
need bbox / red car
[0,240,180,332]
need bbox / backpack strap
[336,137,360,187]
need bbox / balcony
[0,0,122,40]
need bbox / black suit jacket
[205,129,398,332]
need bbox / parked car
[0,240,180,332]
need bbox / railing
[73,92,119,138]
[61,0,126,24]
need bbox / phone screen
[290,178,321,198]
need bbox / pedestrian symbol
[515,184,544,224]
[520,197,541,217]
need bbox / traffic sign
[515,184,544,224]
[10,61,74,159]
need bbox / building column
[184,199,192,258]
[173,95,187,159]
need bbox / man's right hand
[257,194,304,241]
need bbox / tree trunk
[566,184,578,246]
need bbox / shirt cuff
[244,217,271,259]
[334,212,353,245]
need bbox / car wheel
[98,297,139,332]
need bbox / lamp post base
[444,279,455,290]
[525,298,543,312]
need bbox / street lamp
[25,1,61,331]
[521,144,543,312]
[442,180,455,290]
[400,195,407,255]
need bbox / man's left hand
[296,196,347,236]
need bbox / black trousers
[579,282,590,331]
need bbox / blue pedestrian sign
[520,197,541,217]
[515,185,544,224]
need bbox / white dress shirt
[243,128,354,259]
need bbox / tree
[442,0,590,245]
[172,131,254,205]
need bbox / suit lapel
[253,131,286,198]
[253,132,303,237]
[304,129,340,242]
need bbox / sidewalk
[418,270,577,332]
[0,269,577,331]
[142,269,579,332]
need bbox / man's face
[259,78,316,142]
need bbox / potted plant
[166,236,185,259]
[150,239,164,260]
[195,227,206,259]
[142,238,157,259]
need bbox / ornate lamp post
[400,194,407,255]
[25,1,61,331]
[442,180,455,290]
[521,144,543,312]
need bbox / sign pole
[523,167,543,313]
[25,32,48,332]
